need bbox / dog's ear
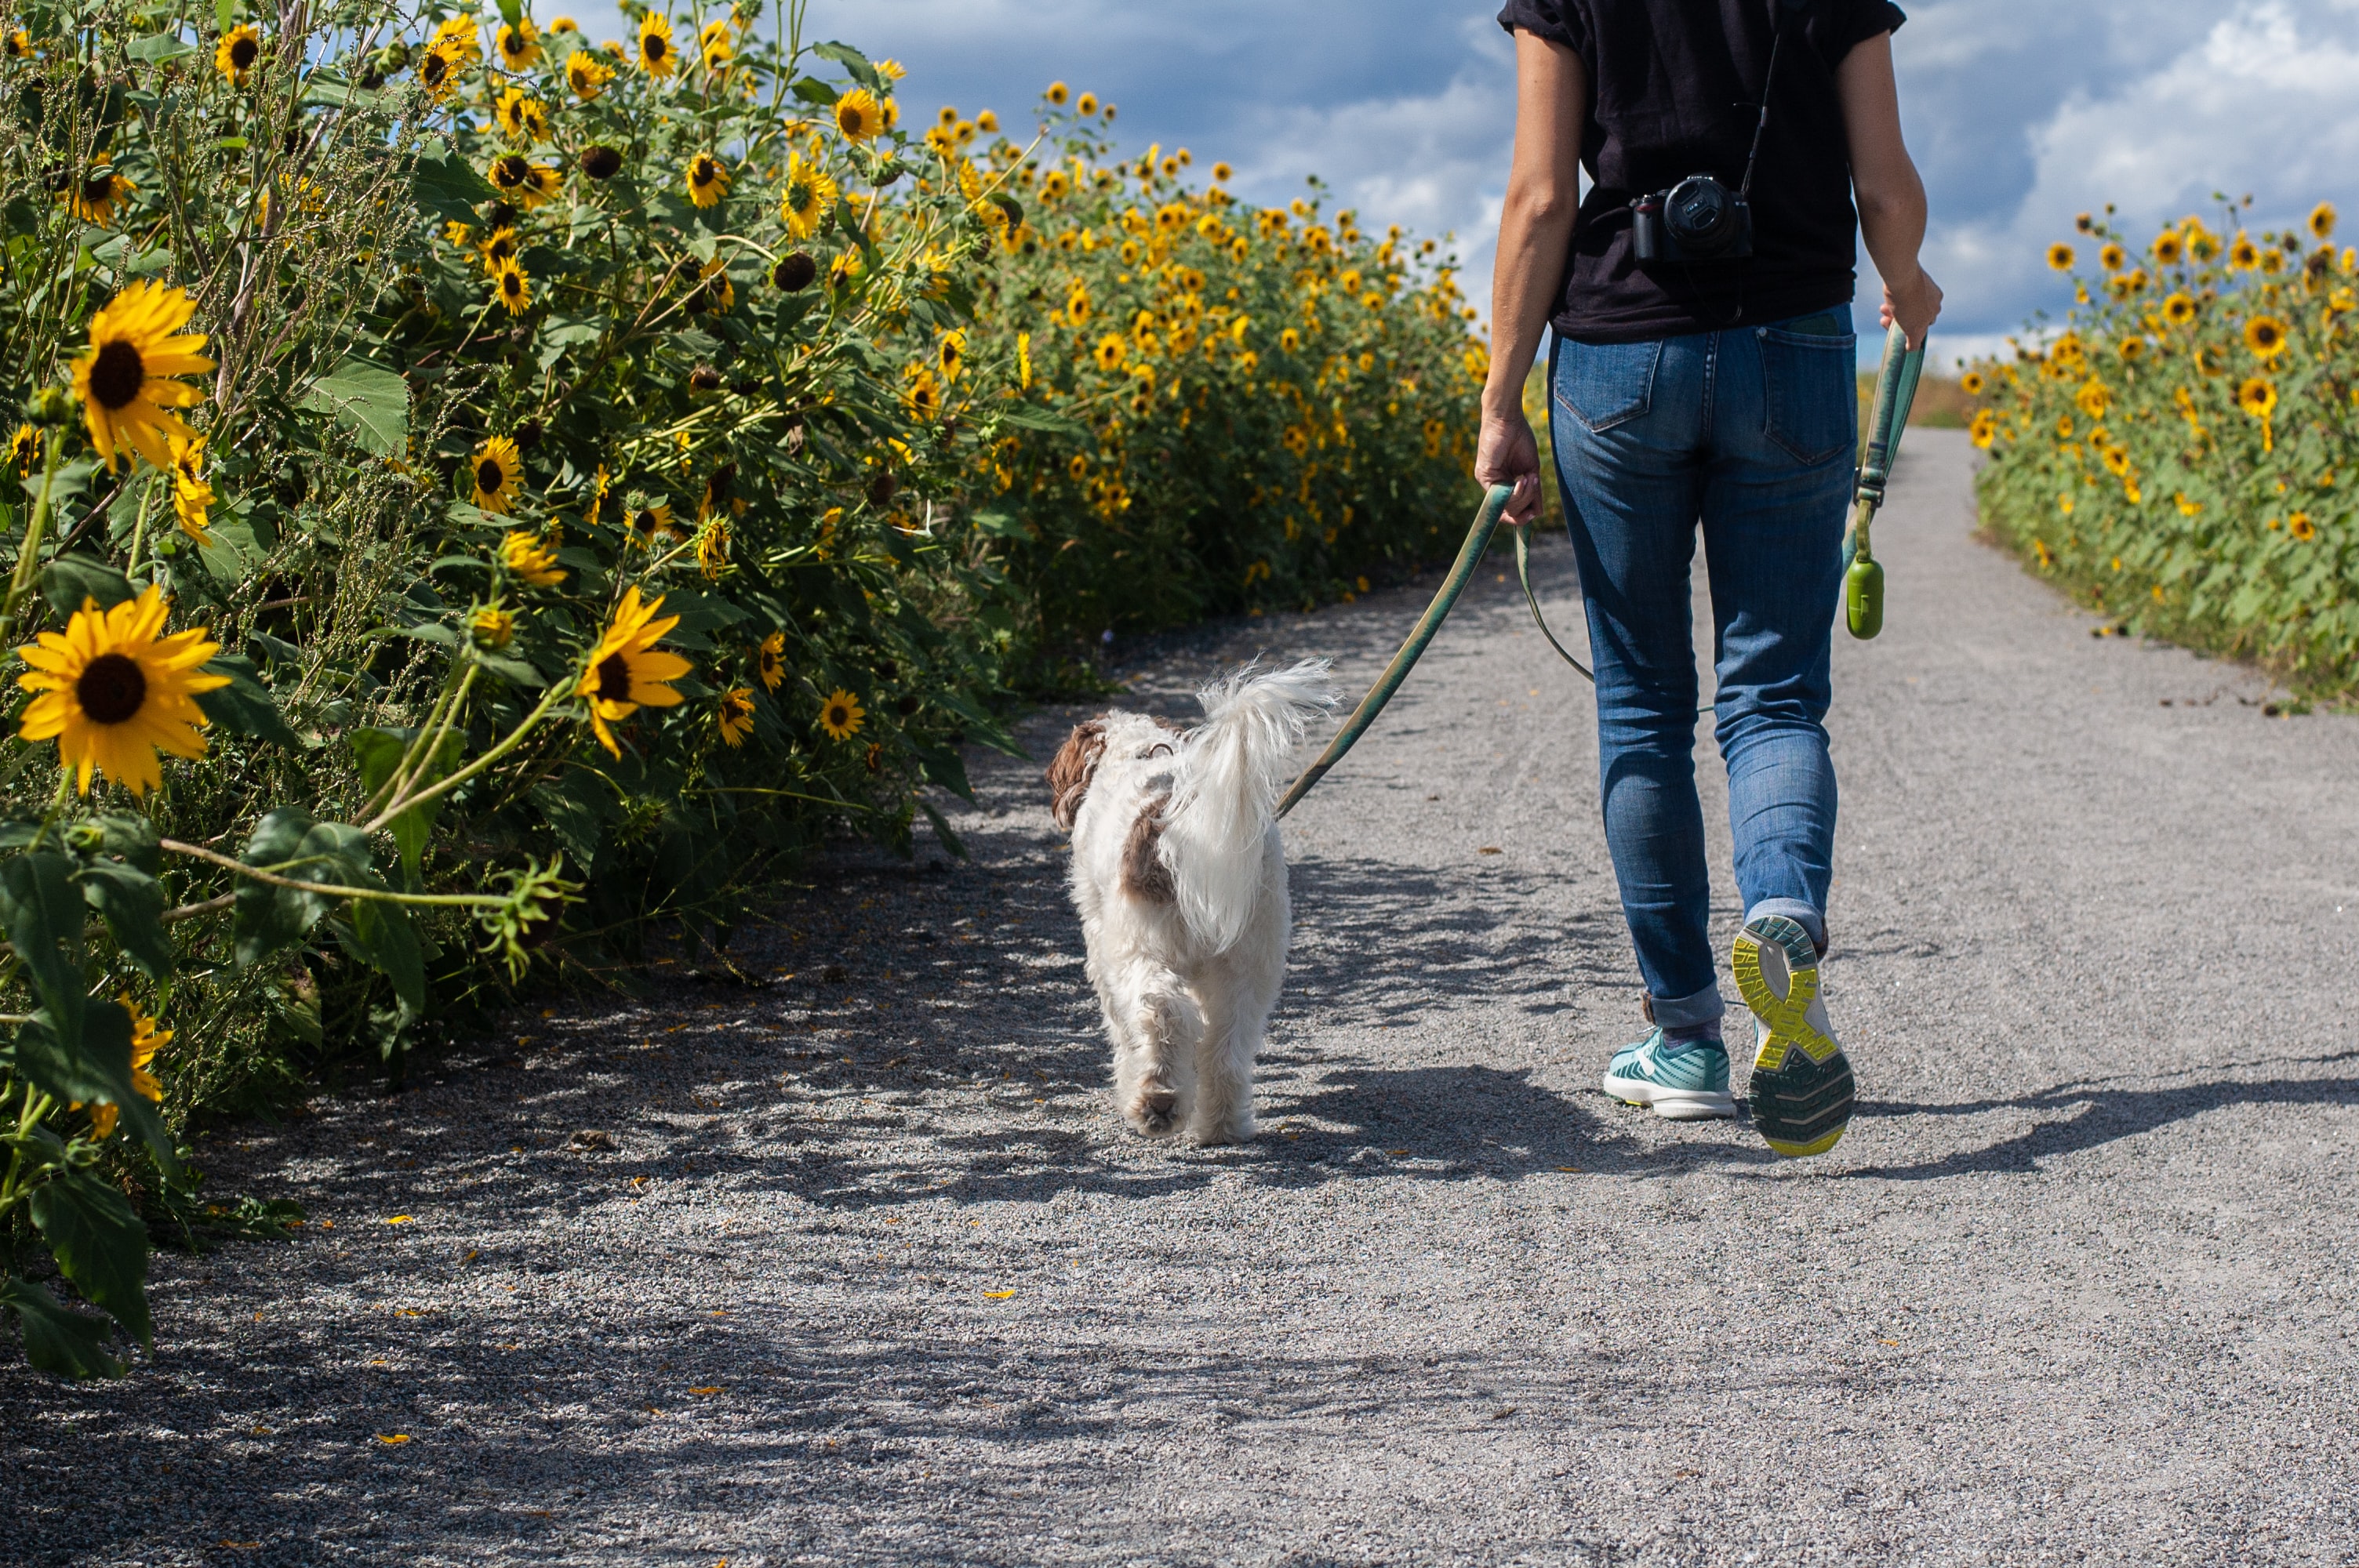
[1045,719,1107,831]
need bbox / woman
[1477,0,1940,1157]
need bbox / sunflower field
[1968,201,2359,693]
[0,1,1485,1376]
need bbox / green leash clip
[1843,322,1925,641]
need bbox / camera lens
[1664,176,1738,255]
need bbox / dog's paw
[1188,1112,1254,1148]
[1123,1087,1181,1138]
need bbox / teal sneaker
[1732,914,1855,1158]
[1601,1029,1735,1120]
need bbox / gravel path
[9,431,2359,1566]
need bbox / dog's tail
[1161,659,1336,952]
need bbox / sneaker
[1601,1029,1736,1120]
[1732,914,1855,1158]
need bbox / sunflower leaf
[0,852,87,1029]
[812,41,881,91]
[297,355,408,458]
[74,859,171,978]
[125,31,196,62]
[194,655,300,749]
[10,1005,172,1169]
[495,0,524,29]
[788,76,838,107]
[0,1275,123,1380]
[29,1171,151,1348]
[345,900,425,1024]
[410,137,499,223]
[918,800,969,861]
[351,728,463,880]
[231,808,332,964]
[38,554,136,615]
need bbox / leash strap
[1511,504,1715,717]
[1841,323,1926,638]
[1275,484,1514,818]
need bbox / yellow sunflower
[903,368,941,421]
[79,996,169,1138]
[502,529,567,587]
[1093,334,1125,371]
[834,87,886,142]
[549,15,580,33]
[470,437,524,513]
[417,38,464,101]
[471,604,514,648]
[755,630,786,691]
[487,154,562,209]
[1076,91,1098,117]
[1045,80,1068,106]
[2237,376,2277,419]
[629,501,679,548]
[493,260,531,314]
[565,48,613,100]
[71,280,215,473]
[169,433,213,544]
[2151,230,2183,266]
[477,224,521,273]
[937,328,966,379]
[495,87,549,144]
[578,586,692,757]
[4,30,31,58]
[685,152,731,209]
[2117,336,2145,363]
[780,151,837,238]
[696,519,730,579]
[2184,223,2220,263]
[495,17,540,71]
[7,424,39,477]
[2244,315,2288,359]
[16,585,229,797]
[216,23,262,85]
[432,15,482,66]
[717,687,755,746]
[2229,233,2260,270]
[635,12,676,77]
[2098,242,2125,272]
[1968,409,1996,449]
[817,688,864,741]
[1960,370,1985,396]
[700,17,732,67]
[2289,511,2317,542]
[2310,203,2338,242]
[2163,291,2197,326]
[59,167,134,227]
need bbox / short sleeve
[1497,0,1585,55]
[1815,0,1905,60]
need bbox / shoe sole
[1600,1072,1736,1121]
[1732,916,1855,1158]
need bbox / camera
[1631,174,1754,264]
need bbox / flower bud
[689,365,722,392]
[580,144,623,180]
[24,385,75,427]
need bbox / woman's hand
[1475,402,1544,525]
[1880,265,1943,351]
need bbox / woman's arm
[1835,31,1941,348]
[1476,31,1587,524]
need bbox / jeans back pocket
[1757,325,1857,466]
[1555,338,1663,434]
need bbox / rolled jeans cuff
[1745,898,1826,953]
[1648,980,1726,1033]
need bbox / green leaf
[351,728,462,879]
[39,554,137,616]
[966,509,1029,540]
[297,355,408,457]
[125,31,197,61]
[0,1276,122,1379]
[11,1004,171,1167]
[994,405,1091,438]
[918,800,969,861]
[528,770,616,869]
[29,1172,151,1347]
[233,808,335,964]
[194,654,300,748]
[0,852,87,1028]
[812,40,881,89]
[914,742,974,801]
[788,76,838,107]
[411,137,499,223]
[931,691,1028,759]
[495,0,523,28]
[345,901,425,1022]
[75,859,170,978]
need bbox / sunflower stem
[0,433,66,648]
[157,837,515,908]
[359,677,570,837]
[123,473,157,581]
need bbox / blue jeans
[1546,310,1856,1033]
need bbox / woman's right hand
[1475,402,1544,525]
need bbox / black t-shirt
[1496,0,1905,342]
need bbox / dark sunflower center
[827,703,848,726]
[495,155,529,187]
[581,145,623,180]
[77,652,147,724]
[502,273,522,296]
[82,172,115,204]
[422,53,448,85]
[230,35,258,69]
[476,458,504,492]
[695,158,716,183]
[636,510,661,534]
[645,34,667,59]
[596,653,632,702]
[88,339,145,411]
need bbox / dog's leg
[1106,956,1200,1138]
[1188,844,1289,1146]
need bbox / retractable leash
[1274,324,1928,815]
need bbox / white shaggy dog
[1046,661,1336,1145]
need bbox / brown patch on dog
[1121,791,1175,903]
[1045,720,1107,831]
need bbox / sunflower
[780,151,837,238]
[502,529,567,586]
[1067,453,1088,481]
[2151,230,2183,267]
[700,17,732,67]
[1279,327,1301,353]
[1093,334,1125,371]
[2098,243,2125,272]
[696,519,730,579]
[1960,370,1985,396]
[2258,248,2284,276]
[2163,291,2197,326]
[771,251,816,290]
[467,437,523,514]
[827,250,862,289]
[716,687,755,746]
[493,260,531,314]
[1045,80,1068,106]
[580,144,623,180]
[685,152,731,209]
[59,167,134,227]
[417,38,463,101]
[2184,223,2220,263]
[755,631,786,691]
[16,585,228,797]
[1076,91,1098,117]
[550,14,580,33]
[477,225,521,273]
[576,588,692,756]
[6,424,38,477]
[903,368,941,421]
[1065,285,1092,323]
[635,12,676,77]
[4,29,31,58]
[2237,376,2277,419]
[216,23,262,85]
[488,154,562,209]
[938,328,965,379]
[817,688,864,741]
[71,281,214,473]
[2289,511,2317,542]
[495,18,540,71]
[685,260,734,315]
[495,88,549,144]
[564,49,613,99]
[630,501,679,547]
[471,604,514,648]
[78,996,169,1138]
[2311,203,2338,242]
[2117,336,2145,363]
[433,14,483,65]
[1968,409,1997,449]
[2075,379,2110,419]
[835,87,886,142]
[2229,233,2260,270]
[169,433,213,543]
[2244,314,2288,359]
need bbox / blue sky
[565,0,2359,367]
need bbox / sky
[677,0,2359,372]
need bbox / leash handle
[1276,484,1513,818]
[1842,323,1924,640]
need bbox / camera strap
[1737,1,1799,200]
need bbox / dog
[1045,660,1336,1145]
